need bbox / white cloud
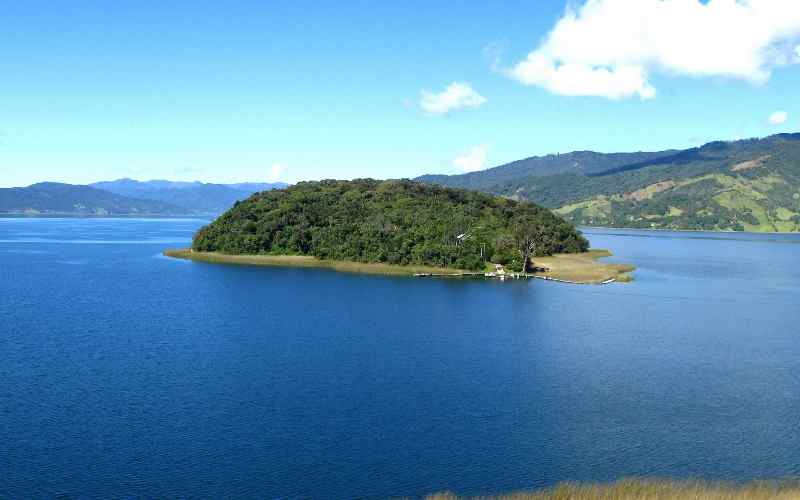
[796,45,800,58]
[453,145,489,173]
[769,111,789,125]
[508,0,800,99]
[420,82,487,115]
[269,163,288,182]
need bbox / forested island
[190,179,586,272]
[168,179,633,282]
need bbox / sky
[2,0,799,187]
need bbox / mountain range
[5,132,800,231]
[0,180,287,216]
[418,133,800,233]
[90,179,287,215]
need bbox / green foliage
[192,179,589,271]
[555,141,800,232]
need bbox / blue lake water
[1,218,799,499]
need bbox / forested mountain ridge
[418,133,800,232]
[0,183,189,215]
[417,150,678,191]
[91,179,288,215]
[192,179,589,271]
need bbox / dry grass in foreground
[535,249,635,284]
[163,249,467,276]
[427,479,800,500]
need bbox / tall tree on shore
[513,218,541,273]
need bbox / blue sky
[2,0,799,187]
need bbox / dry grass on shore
[164,248,635,284]
[427,479,800,500]
[535,249,635,284]
[163,249,466,276]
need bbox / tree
[192,179,589,271]
[513,218,541,273]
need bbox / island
[165,179,634,284]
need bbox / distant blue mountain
[90,179,288,215]
[0,182,189,215]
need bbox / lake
[1,218,799,499]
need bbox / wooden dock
[413,272,490,278]
[413,271,535,279]
[532,275,616,285]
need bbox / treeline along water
[1,218,799,499]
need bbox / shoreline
[164,248,634,284]
[2,215,796,235]
[534,249,635,284]
[580,224,800,236]
[163,249,470,277]
[0,213,206,219]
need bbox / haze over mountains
[0,183,189,216]
[4,133,799,232]
[91,179,287,215]
[0,180,287,216]
[419,133,800,233]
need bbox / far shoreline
[0,213,210,220]
[163,248,635,284]
[3,215,796,236]
[0,212,800,235]
[580,225,800,236]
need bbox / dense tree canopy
[192,179,589,271]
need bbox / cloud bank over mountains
[508,0,800,99]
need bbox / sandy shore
[164,248,635,284]
[534,249,635,284]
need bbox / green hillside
[192,179,588,271]
[417,150,677,190]
[420,133,800,232]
